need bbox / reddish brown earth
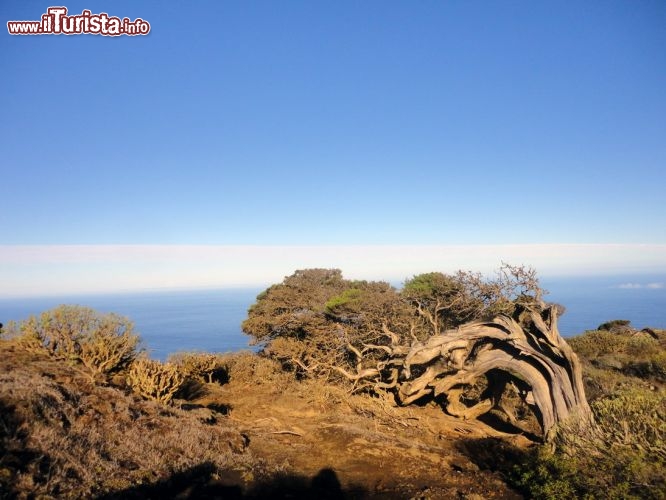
[200,374,530,499]
[0,341,530,499]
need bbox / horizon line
[2,243,665,298]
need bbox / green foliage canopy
[242,264,546,382]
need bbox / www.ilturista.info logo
[7,7,150,36]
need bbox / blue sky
[1,1,665,294]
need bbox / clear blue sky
[2,0,665,247]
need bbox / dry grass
[0,341,252,498]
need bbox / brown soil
[0,341,531,499]
[195,374,530,498]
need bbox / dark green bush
[598,319,633,333]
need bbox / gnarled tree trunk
[395,304,592,439]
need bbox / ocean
[1,275,664,361]
[0,288,262,361]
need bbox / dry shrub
[168,352,229,383]
[570,327,666,387]
[12,305,140,381]
[127,358,185,404]
[581,365,656,402]
[78,326,141,381]
[263,337,316,376]
[0,356,252,498]
[221,351,292,388]
[588,390,666,456]
[568,329,630,359]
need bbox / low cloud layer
[617,282,665,290]
[1,244,665,298]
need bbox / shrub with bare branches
[11,305,140,381]
[127,358,185,404]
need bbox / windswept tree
[242,268,347,344]
[242,265,590,439]
[402,272,484,335]
[403,264,545,337]
[242,269,407,381]
[241,269,347,378]
[322,280,412,384]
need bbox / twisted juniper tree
[242,265,591,439]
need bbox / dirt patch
[198,376,528,498]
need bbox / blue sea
[1,275,664,361]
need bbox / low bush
[589,389,665,455]
[221,351,292,388]
[568,330,630,359]
[581,365,651,401]
[10,305,140,381]
[127,358,185,404]
[508,323,666,498]
[626,333,661,357]
[624,351,666,382]
[511,388,666,499]
[570,326,666,386]
[0,348,251,498]
[168,352,229,383]
[598,319,633,333]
